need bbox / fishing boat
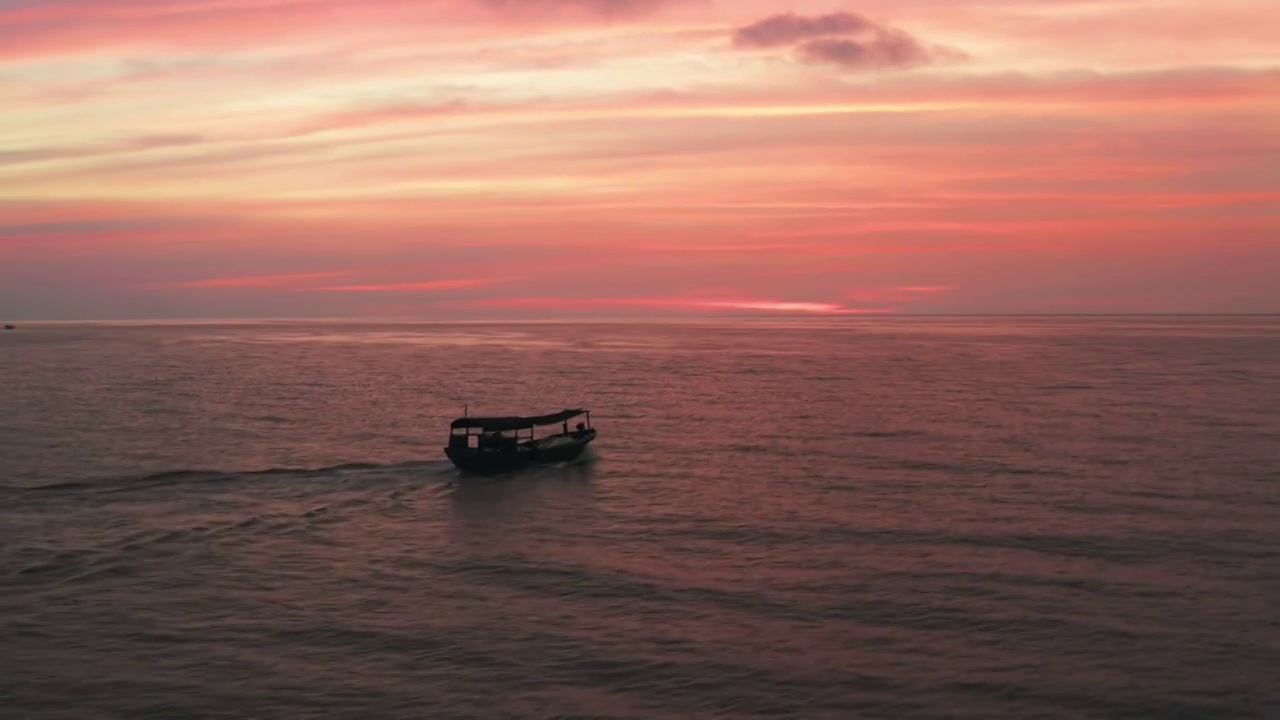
[444,408,596,475]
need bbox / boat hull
[445,429,595,476]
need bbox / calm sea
[1,318,1277,719]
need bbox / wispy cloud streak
[312,279,502,292]
[156,272,355,289]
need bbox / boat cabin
[447,408,592,453]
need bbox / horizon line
[5,312,1278,325]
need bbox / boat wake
[15,460,457,495]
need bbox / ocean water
[1,317,1277,719]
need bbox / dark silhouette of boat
[3,324,13,330]
[445,408,596,475]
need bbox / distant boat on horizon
[3,324,14,330]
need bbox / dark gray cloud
[732,10,964,71]
[798,31,939,71]
[732,12,873,49]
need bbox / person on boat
[573,422,588,438]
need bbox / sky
[1,0,1277,320]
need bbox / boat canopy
[450,408,586,432]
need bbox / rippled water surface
[2,318,1278,719]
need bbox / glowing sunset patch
[446,297,893,315]
[699,301,875,314]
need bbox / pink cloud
[845,285,954,304]
[311,278,502,292]
[152,271,355,289]
[894,286,951,294]
[0,0,681,61]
